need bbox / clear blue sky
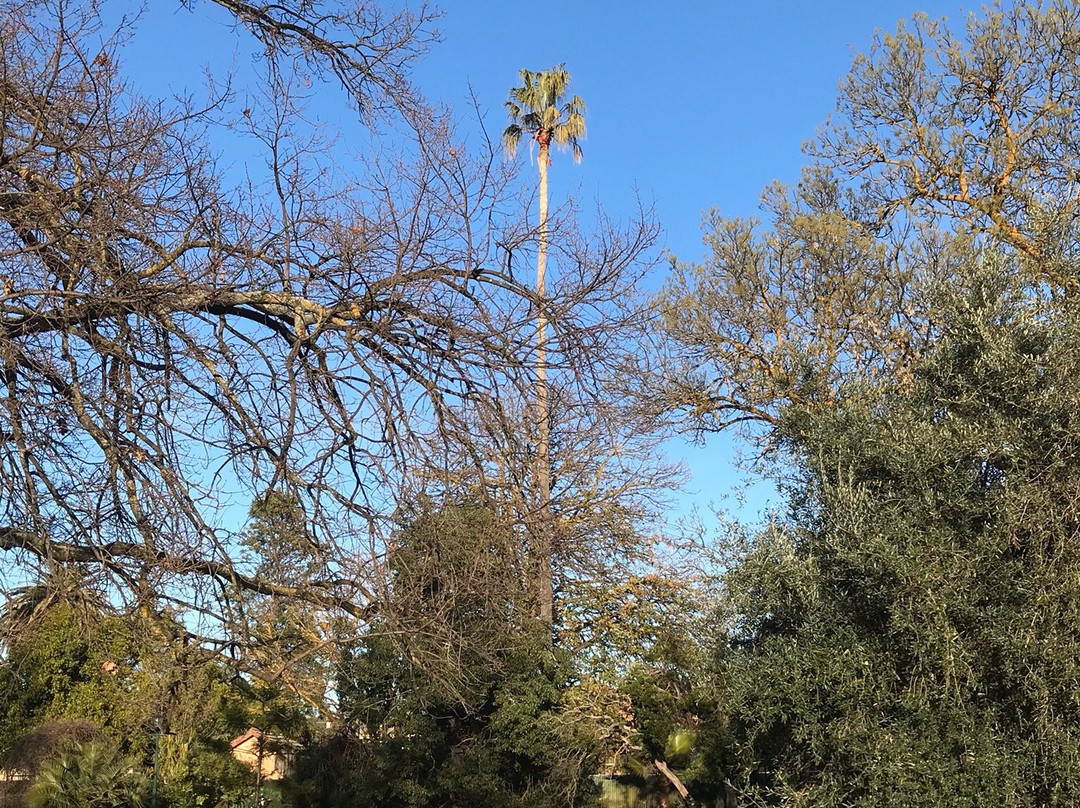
[119,0,975,521]
[411,1,971,268]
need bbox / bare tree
[196,0,435,115]
[0,0,661,706]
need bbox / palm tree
[503,66,586,626]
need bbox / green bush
[27,741,147,808]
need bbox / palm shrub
[27,741,146,808]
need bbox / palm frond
[502,124,523,157]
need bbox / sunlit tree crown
[503,64,586,161]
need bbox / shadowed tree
[502,65,587,626]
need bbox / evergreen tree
[718,256,1080,807]
[289,503,600,808]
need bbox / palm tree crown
[503,65,586,161]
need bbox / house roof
[230,728,264,750]
[230,727,301,752]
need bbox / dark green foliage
[379,502,524,690]
[290,631,597,808]
[288,504,599,808]
[0,601,144,754]
[0,590,300,808]
[623,667,685,763]
[243,494,324,585]
[719,258,1080,806]
[613,659,737,807]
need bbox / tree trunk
[654,759,696,806]
[536,139,553,626]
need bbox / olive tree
[652,2,1080,804]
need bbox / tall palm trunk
[503,66,584,628]
[536,136,553,626]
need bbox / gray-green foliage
[655,7,1080,800]
[654,0,1080,441]
[717,256,1080,807]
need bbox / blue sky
[408,1,973,518]
[412,1,970,259]
[119,0,975,521]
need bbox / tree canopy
[652,2,1080,805]
[12,1,1080,807]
